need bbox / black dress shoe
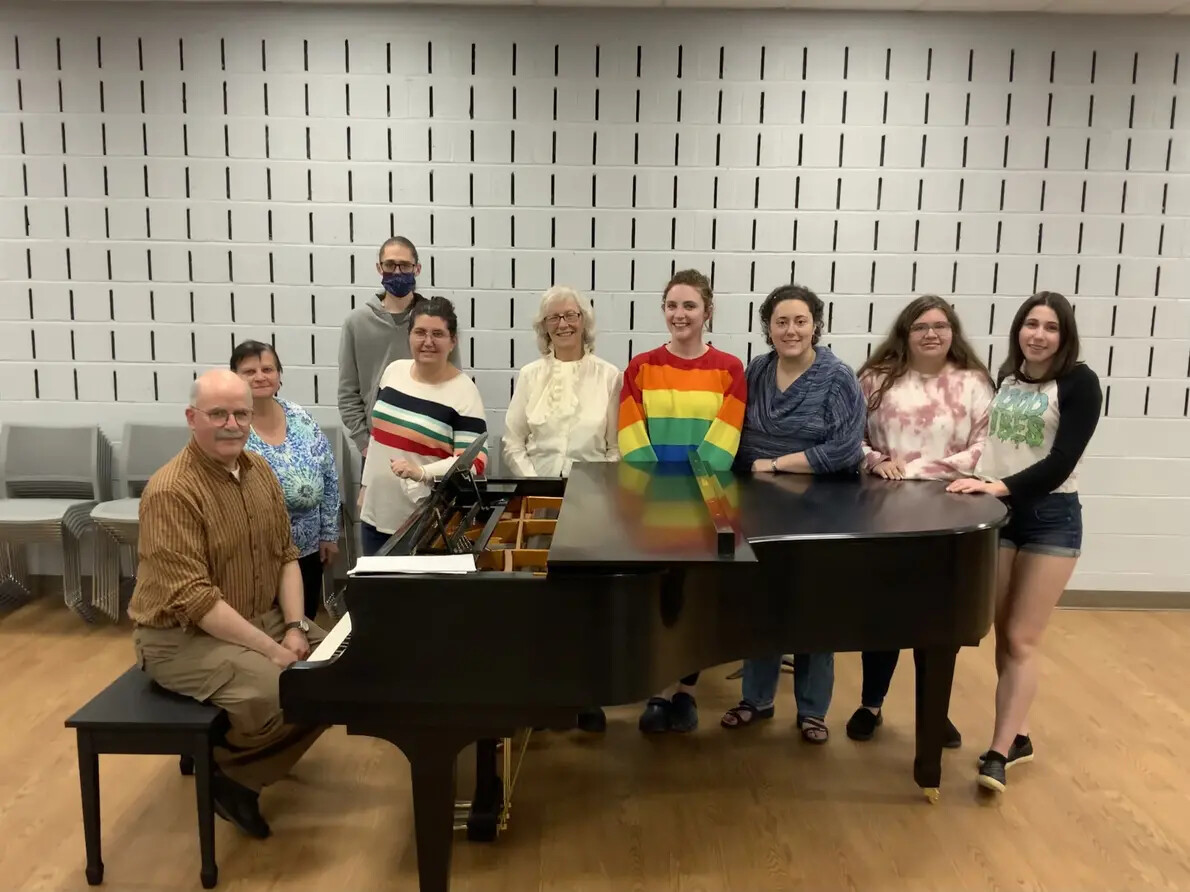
[212,773,271,839]
[576,706,607,733]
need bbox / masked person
[337,237,461,469]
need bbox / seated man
[128,368,327,839]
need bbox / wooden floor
[3,598,1188,892]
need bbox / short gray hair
[532,285,596,356]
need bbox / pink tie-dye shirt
[859,365,994,480]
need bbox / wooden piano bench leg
[190,734,219,889]
[75,731,104,886]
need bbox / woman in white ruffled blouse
[502,285,622,478]
[503,286,621,735]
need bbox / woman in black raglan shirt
[947,291,1102,794]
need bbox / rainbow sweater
[617,345,747,470]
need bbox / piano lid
[549,462,1008,565]
[548,459,758,569]
[736,470,1008,543]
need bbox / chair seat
[0,498,93,525]
[91,498,141,525]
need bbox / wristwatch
[770,459,780,473]
[283,619,309,634]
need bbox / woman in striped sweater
[358,296,488,556]
[618,268,748,733]
[720,284,867,744]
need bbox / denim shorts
[999,491,1082,557]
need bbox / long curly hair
[858,295,992,412]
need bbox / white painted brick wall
[0,3,1187,592]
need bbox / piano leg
[466,739,503,842]
[356,726,472,892]
[911,646,959,803]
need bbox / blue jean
[742,653,834,721]
[360,521,392,557]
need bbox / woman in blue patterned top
[231,341,341,619]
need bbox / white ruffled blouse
[501,351,622,477]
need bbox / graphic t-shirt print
[989,385,1049,448]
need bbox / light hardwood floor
[2,598,1188,892]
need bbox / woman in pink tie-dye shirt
[844,295,995,747]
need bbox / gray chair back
[121,423,193,497]
[0,424,112,501]
[322,423,357,524]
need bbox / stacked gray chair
[90,423,192,621]
[321,424,357,622]
[0,424,113,621]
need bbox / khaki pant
[133,607,327,792]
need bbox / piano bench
[64,666,230,890]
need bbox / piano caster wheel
[179,755,195,776]
[85,863,104,885]
[466,814,499,842]
[201,867,218,889]
[923,787,940,804]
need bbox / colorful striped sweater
[360,359,488,534]
[617,344,747,470]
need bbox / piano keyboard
[308,612,352,662]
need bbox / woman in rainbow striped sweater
[617,268,748,734]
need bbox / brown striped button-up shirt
[127,439,300,629]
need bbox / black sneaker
[846,707,883,741]
[977,734,1033,769]
[977,751,1007,792]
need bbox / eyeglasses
[909,322,952,335]
[545,310,581,327]
[411,328,451,341]
[380,260,416,274]
[194,407,253,426]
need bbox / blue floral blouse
[244,398,341,558]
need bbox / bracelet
[770,458,779,473]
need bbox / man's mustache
[214,430,244,441]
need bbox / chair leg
[0,541,36,610]
[192,738,218,889]
[76,732,104,886]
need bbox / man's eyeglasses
[380,261,416,274]
[545,310,581,327]
[194,407,253,425]
[909,321,951,335]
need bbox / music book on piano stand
[348,554,478,576]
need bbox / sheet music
[307,612,352,662]
[347,554,477,576]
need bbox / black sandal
[798,715,830,744]
[720,701,775,729]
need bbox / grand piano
[280,437,1007,892]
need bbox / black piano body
[281,453,1007,892]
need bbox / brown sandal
[798,715,830,744]
[721,701,775,729]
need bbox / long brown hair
[999,291,1081,384]
[858,295,992,412]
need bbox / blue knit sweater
[734,347,866,474]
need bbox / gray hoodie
[336,293,462,453]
